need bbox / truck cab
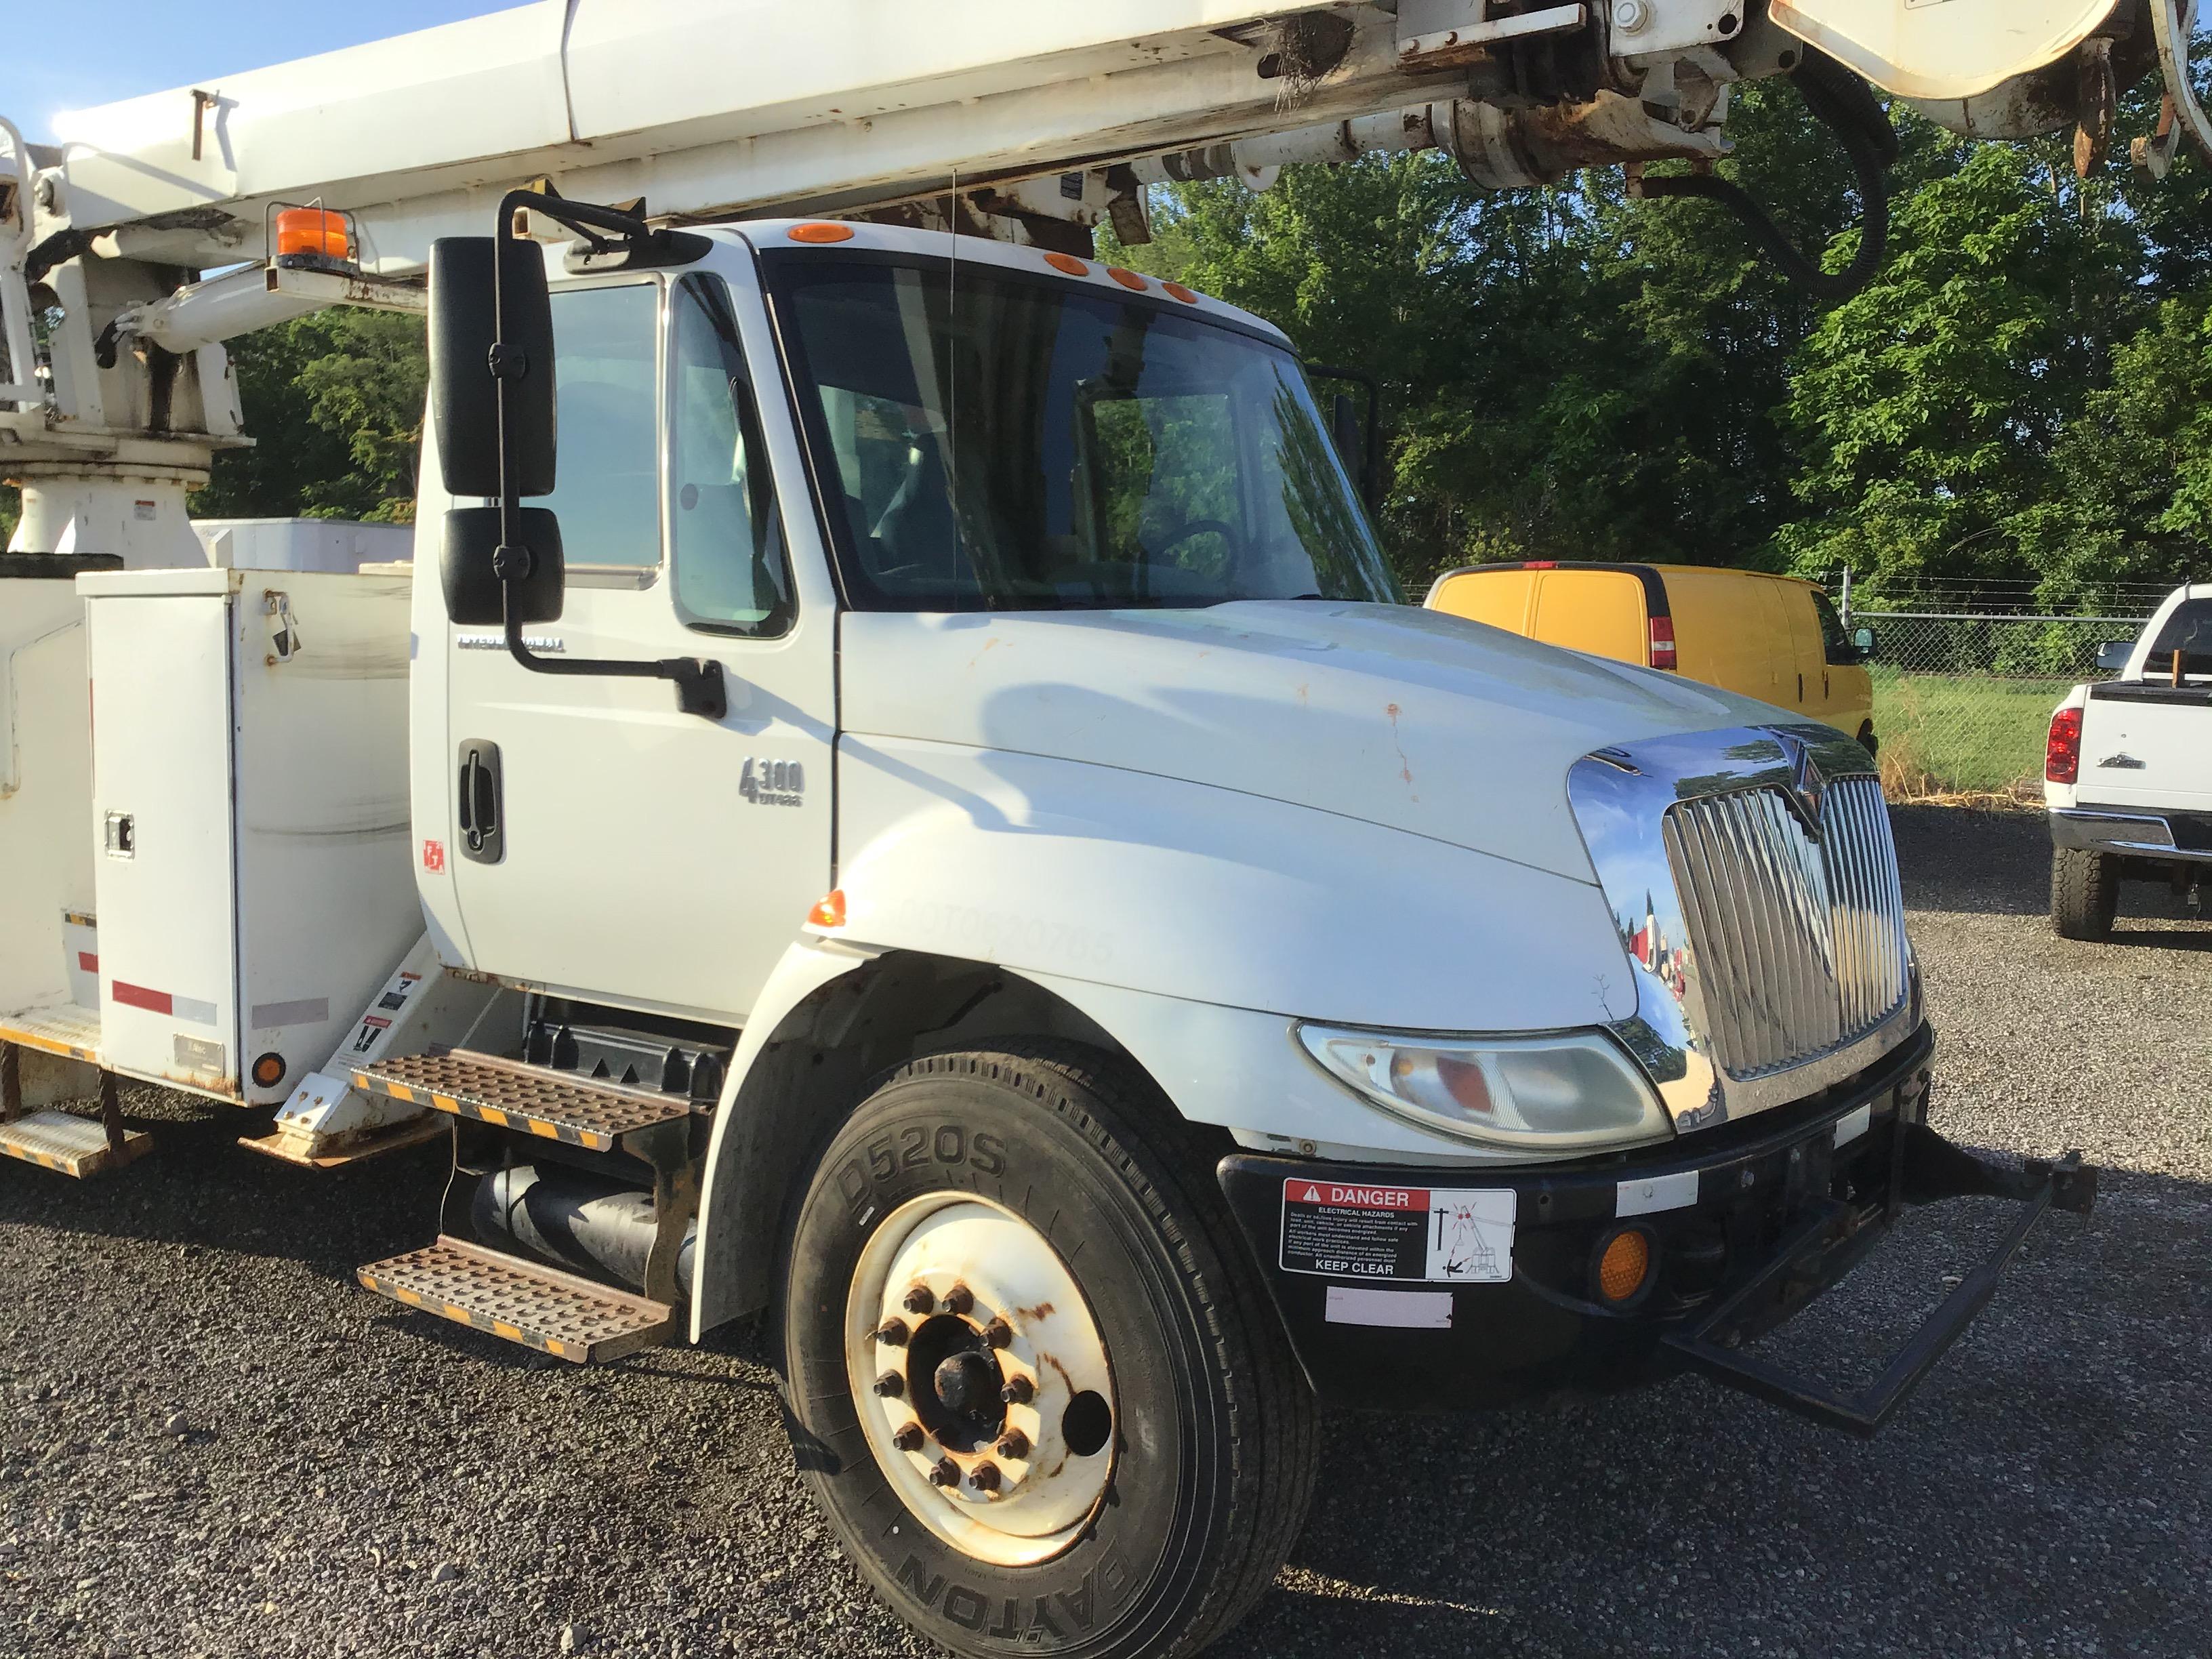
[363,209,2089,1658]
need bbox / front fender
[829,737,1637,1033]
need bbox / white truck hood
[838,601,1782,883]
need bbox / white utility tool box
[81,567,421,1104]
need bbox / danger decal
[1281,1178,1515,1284]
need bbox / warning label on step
[1279,1180,1515,1284]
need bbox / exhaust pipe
[473,1163,695,1302]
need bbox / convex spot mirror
[443,506,565,627]
[1852,626,1878,659]
[430,235,557,499]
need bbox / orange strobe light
[274,207,350,262]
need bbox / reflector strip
[110,981,171,1015]
[111,981,220,1025]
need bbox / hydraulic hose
[1635,51,1900,303]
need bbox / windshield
[765,251,1398,611]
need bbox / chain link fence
[1847,608,2152,804]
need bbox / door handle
[457,739,505,865]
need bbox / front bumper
[1216,1023,2095,1436]
[2050,806,2212,863]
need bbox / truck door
[441,268,835,1023]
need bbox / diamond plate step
[0,1005,102,1065]
[358,1236,676,1364]
[0,1111,151,1178]
[350,1051,692,1151]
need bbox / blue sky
[0,1,513,142]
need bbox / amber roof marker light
[788,222,856,243]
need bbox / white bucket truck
[0,2,2156,1650]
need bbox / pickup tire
[2051,846,2119,940]
[777,1043,1317,1659]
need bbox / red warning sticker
[422,839,446,874]
[1281,1179,1515,1284]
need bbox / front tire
[2051,846,2119,940]
[779,1045,1316,1659]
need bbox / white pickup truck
[2045,583,2212,939]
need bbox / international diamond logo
[1774,729,1826,831]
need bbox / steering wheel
[1145,518,1243,562]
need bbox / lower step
[0,1110,151,1178]
[357,1235,677,1364]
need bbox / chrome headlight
[1296,1025,1673,1152]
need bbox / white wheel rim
[845,1193,1118,1567]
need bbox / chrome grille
[1662,776,1909,1080]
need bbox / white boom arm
[0,0,2188,562]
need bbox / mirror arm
[489,188,727,722]
[1305,362,1382,510]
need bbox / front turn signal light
[808,889,846,928]
[1596,1227,1654,1303]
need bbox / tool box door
[88,588,241,1095]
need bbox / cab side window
[543,284,659,568]
[1812,591,1861,665]
[670,276,794,636]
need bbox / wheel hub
[845,1195,1118,1566]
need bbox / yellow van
[1425,561,1878,754]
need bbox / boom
[0,0,2200,562]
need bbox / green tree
[194,308,427,523]
[1774,139,2152,601]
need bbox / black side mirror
[2094,640,2133,674]
[1852,625,1877,661]
[430,237,556,499]
[1330,391,1361,473]
[443,506,565,626]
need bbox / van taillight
[2045,706,2083,784]
[1648,615,1677,670]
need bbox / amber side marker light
[808,889,847,928]
[1044,251,1090,276]
[1105,266,1147,291]
[1596,1227,1653,1304]
[789,222,856,244]
[1162,281,1200,304]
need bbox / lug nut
[994,1429,1030,1461]
[969,1461,1002,1494]
[872,1370,905,1398]
[928,1457,960,1488]
[891,1422,926,1453]
[901,1284,935,1315]
[1000,1375,1034,1406]
[943,1283,975,1317]
[982,1318,1013,1349]
[873,1318,909,1347]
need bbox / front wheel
[779,1045,1316,1658]
[2051,845,2119,940]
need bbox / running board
[358,1235,677,1363]
[351,1050,693,1152]
[0,1109,151,1178]
[0,1046,148,1179]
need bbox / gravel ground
[2,806,2207,1659]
